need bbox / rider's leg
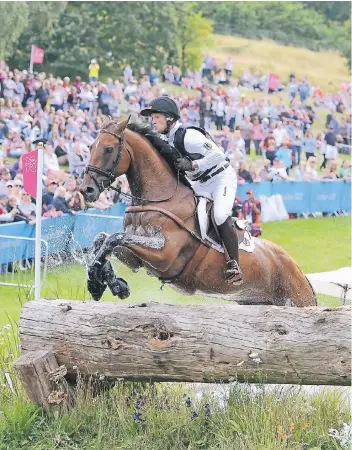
[210,168,242,284]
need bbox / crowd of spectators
[0,56,351,225]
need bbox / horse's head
[81,118,131,202]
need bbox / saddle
[195,196,255,254]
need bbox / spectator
[89,59,100,83]
[264,138,277,166]
[243,189,262,237]
[276,141,293,175]
[270,158,290,181]
[43,143,60,173]
[65,177,85,211]
[305,157,319,180]
[303,129,317,161]
[292,121,304,166]
[258,159,272,182]
[0,193,19,223]
[239,116,253,155]
[52,186,76,215]
[214,96,226,131]
[339,160,351,180]
[11,178,24,202]
[0,168,12,195]
[18,190,36,223]
[250,118,264,156]
[238,162,253,183]
[322,126,338,169]
[42,180,58,212]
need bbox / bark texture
[17,299,351,386]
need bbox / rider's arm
[183,129,226,172]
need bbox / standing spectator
[298,78,310,103]
[273,121,288,148]
[276,141,293,175]
[250,118,264,156]
[214,96,226,131]
[88,59,100,83]
[243,189,262,237]
[224,57,234,78]
[322,126,338,169]
[240,116,253,155]
[302,129,317,161]
[264,139,277,166]
[292,121,304,166]
[123,65,133,84]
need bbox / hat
[246,189,254,195]
[32,138,48,145]
[6,181,13,187]
[1,168,10,175]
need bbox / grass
[0,216,351,449]
[210,34,349,93]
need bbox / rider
[140,96,242,284]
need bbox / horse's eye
[105,146,114,153]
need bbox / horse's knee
[214,209,230,226]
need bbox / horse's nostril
[86,186,95,194]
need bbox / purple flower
[191,410,199,420]
[135,400,142,410]
[205,403,211,418]
[185,397,192,408]
[133,411,144,422]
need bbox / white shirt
[168,121,228,181]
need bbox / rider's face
[151,113,167,134]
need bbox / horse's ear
[126,114,131,125]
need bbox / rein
[85,127,181,205]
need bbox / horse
[80,118,317,307]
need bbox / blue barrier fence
[0,181,350,265]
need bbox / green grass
[0,217,351,449]
[0,216,350,327]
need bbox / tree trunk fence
[14,299,351,411]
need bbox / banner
[22,150,39,197]
[32,45,45,64]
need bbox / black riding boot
[218,217,243,284]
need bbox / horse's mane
[102,116,166,155]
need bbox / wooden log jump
[14,299,351,407]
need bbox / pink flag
[22,150,39,198]
[32,45,45,64]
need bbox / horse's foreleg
[88,232,129,301]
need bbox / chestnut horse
[80,118,316,306]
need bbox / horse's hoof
[87,279,107,301]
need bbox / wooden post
[14,349,74,411]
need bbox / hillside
[209,34,349,92]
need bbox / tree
[0,2,29,59]
[175,3,213,72]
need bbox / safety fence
[0,181,350,265]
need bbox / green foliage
[0,2,29,59]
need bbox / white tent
[306,267,352,304]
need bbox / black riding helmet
[140,96,180,120]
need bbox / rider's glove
[175,158,193,172]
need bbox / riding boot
[217,217,243,285]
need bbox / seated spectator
[258,159,272,182]
[305,157,319,180]
[11,178,24,202]
[270,158,290,181]
[264,140,277,166]
[68,141,89,176]
[0,193,19,223]
[42,180,58,212]
[238,162,253,184]
[53,187,76,215]
[248,165,261,183]
[243,189,262,237]
[18,190,36,223]
[44,143,60,173]
[339,160,351,180]
[65,177,85,211]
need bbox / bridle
[84,128,128,194]
[84,127,180,204]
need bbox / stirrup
[226,259,243,285]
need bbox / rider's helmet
[140,96,180,120]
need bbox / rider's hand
[175,158,193,172]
